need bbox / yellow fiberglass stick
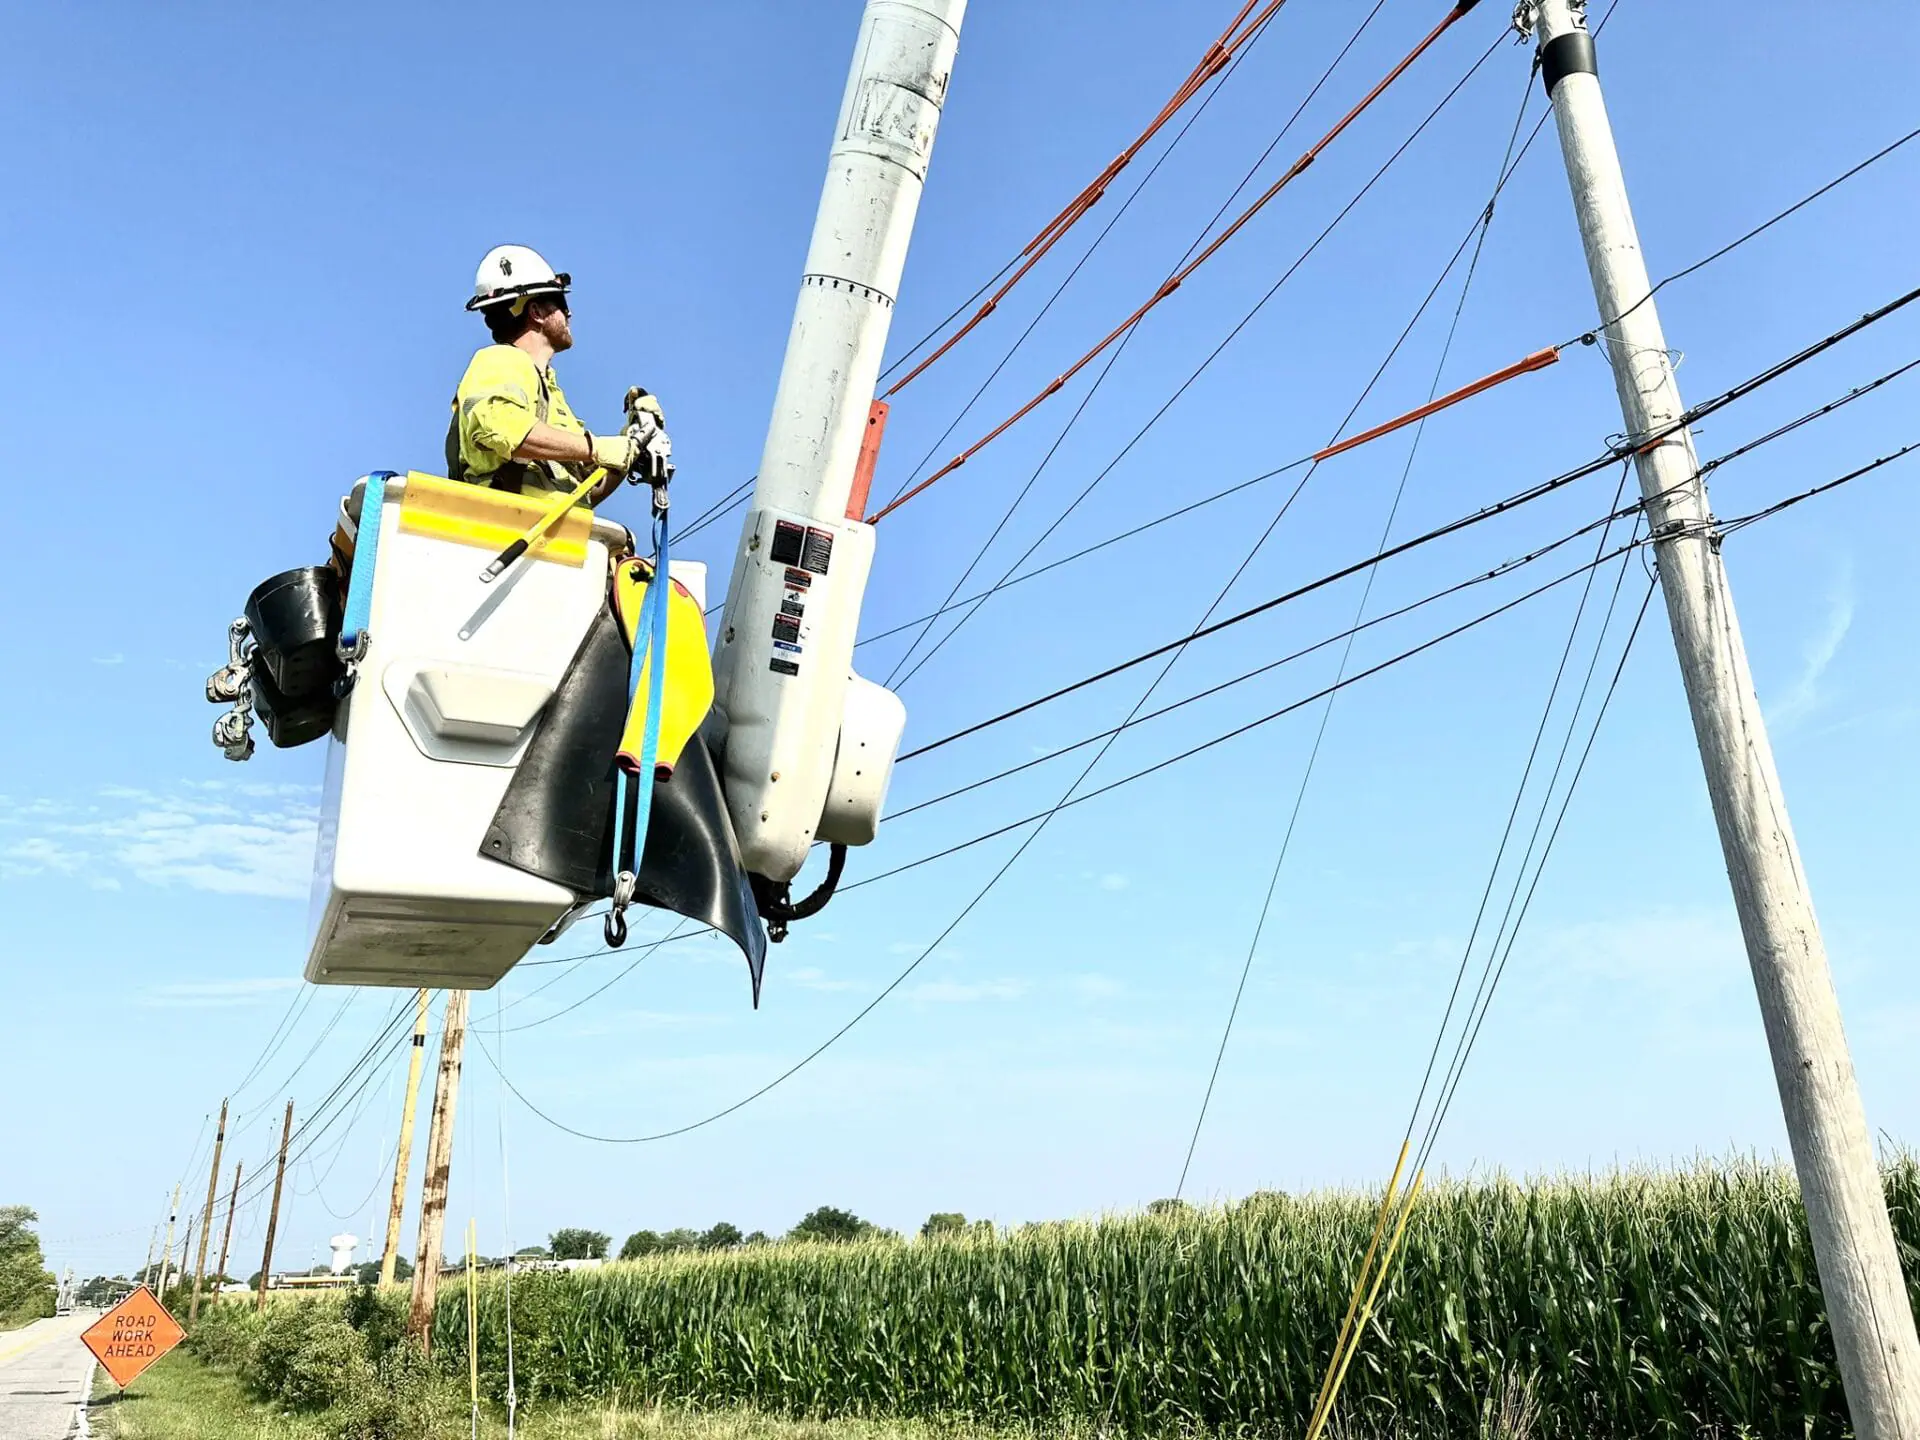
[1305,1169,1427,1440]
[1305,1139,1409,1434]
[465,1220,479,1429]
[478,466,608,583]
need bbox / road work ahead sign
[82,1285,184,1388]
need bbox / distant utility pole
[189,1098,229,1323]
[408,990,469,1348]
[139,1223,157,1291]
[1520,2,1920,1432]
[155,1183,180,1299]
[256,1100,294,1313]
[381,989,431,1286]
[215,1160,243,1298]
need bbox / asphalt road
[0,1312,100,1439]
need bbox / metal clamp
[206,618,257,761]
[605,870,638,947]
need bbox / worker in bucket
[447,244,666,506]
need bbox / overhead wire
[881,0,1392,679]
[856,115,1917,652]
[888,283,1920,764]
[470,24,1518,1135]
[880,0,1303,399]
[867,0,1495,524]
[876,26,1523,688]
[879,0,1310,517]
[477,157,1920,1159]
[1173,51,1539,1196]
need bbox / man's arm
[512,423,626,504]
[510,421,591,465]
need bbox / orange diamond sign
[82,1285,185,1388]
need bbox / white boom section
[714,0,966,883]
[1525,1,1920,1432]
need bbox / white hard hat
[466,244,571,313]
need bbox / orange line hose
[884,0,1291,399]
[869,1,1480,524]
[1312,347,1561,461]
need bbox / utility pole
[155,1183,180,1300]
[256,1099,294,1313]
[189,1098,228,1323]
[381,988,431,1286]
[1520,2,1920,1431]
[408,990,469,1348]
[214,1160,243,1299]
[139,1223,157,1291]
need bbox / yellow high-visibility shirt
[448,344,587,496]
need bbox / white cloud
[138,977,301,1009]
[1067,972,1124,1000]
[0,783,319,898]
[1769,560,1854,731]
[91,653,126,666]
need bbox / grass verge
[89,1350,1081,1440]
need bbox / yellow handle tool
[478,466,609,583]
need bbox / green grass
[90,1349,1085,1440]
[91,1350,331,1438]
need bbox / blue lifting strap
[338,471,397,664]
[606,507,673,946]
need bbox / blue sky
[6,0,1920,1277]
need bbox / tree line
[519,1207,997,1263]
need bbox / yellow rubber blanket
[611,559,713,777]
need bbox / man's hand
[589,431,642,476]
[624,387,666,435]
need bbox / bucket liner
[482,604,768,1001]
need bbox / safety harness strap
[606,507,672,946]
[338,471,397,666]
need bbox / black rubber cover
[1540,31,1598,95]
[246,566,343,700]
[482,605,768,1002]
[250,662,337,749]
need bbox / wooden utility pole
[214,1160,243,1298]
[256,1100,294,1313]
[408,990,469,1348]
[189,1098,228,1323]
[155,1183,180,1300]
[1521,2,1920,1432]
[381,989,432,1286]
[139,1222,158,1290]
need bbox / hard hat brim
[465,273,572,312]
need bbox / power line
[890,286,1920,764]
[889,348,1920,826]
[881,0,1305,399]
[867,2,1495,524]
[855,130,1919,653]
[876,0,1310,517]
[875,30,1529,685]
[1173,53,1539,1196]
[877,0,1387,669]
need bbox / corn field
[415,1160,1920,1436]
